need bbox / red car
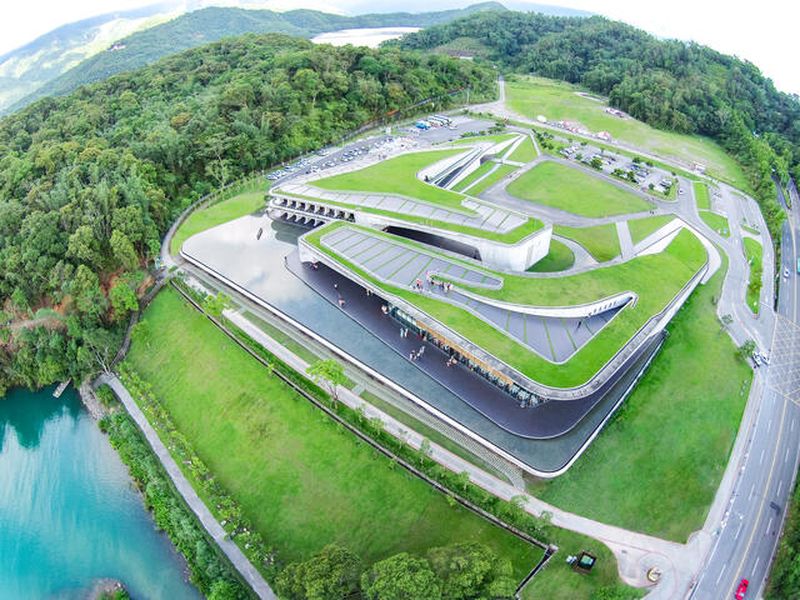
[735,578,749,600]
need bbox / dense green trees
[0,34,493,392]
[276,541,517,600]
[399,10,799,240]
[102,410,251,599]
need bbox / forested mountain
[398,11,800,238]
[8,2,504,114]
[0,34,494,393]
[0,2,178,113]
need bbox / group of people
[409,345,425,361]
[412,274,453,294]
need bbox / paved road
[161,79,794,597]
[99,374,278,600]
[690,197,800,598]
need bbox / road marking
[716,563,728,585]
[768,516,774,533]
[760,448,766,465]
[750,483,756,500]
[786,447,792,464]
[778,480,784,496]
[754,555,762,574]
[768,418,773,432]
[793,418,797,433]
[726,398,789,599]
[735,522,743,540]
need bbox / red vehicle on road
[735,578,749,600]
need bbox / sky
[1,0,799,95]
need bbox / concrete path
[99,373,277,600]
[616,221,634,260]
[222,306,681,594]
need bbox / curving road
[690,189,800,598]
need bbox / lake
[311,26,420,48]
[0,386,200,600]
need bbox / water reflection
[0,387,200,600]
[0,386,78,450]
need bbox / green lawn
[506,76,749,189]
[508,136,538,163]
[314,149,467,210]
[554,224,621,262]
[522,529,643,600]
[694,181,711,210]
[628,215,676,245]
[744,237,763,314]
[453,161,495,192]
[469,163,518,195]
[307,222,707,388]
[170,189,265,255]
[125,289,543,575]
[531,257,751,541]
[742,224,760,236]
[281,189,543,244]
[699,210,731,238]
[528,238,575,272]
[506,161,651,218]
[450,133,518,146]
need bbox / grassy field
[506,76,749,189]
[531,257,751,541]
[522,529,643,600]
[554,224,621,262]
[506,161,651,218]
[699,210,731,238]
[528,238,575,272]
[453,161,494,192]
[283,189,543,244]
[125,289,544,574]
[744,237,763,314]
[308,221,706,388]
[469,163,518,195]
[314,149,467,210]
[508,136,538,163]
[170,189,264,255]
[628,215,676,245]
[694,181,711,210]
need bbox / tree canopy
[398,10,799,240]
[0,33,494,392]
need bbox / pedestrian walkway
[98,374,277,600]
[616,221,634,260]
[219,296,687,597]
[320,225,626,363]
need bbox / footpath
[225,307,689,597]
[98,373,277,600]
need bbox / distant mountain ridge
[4,2,508,115]
[0,2,179,112]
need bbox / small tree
[719,313,733,334]
[276,544,361,600]
[306,359,348,406]
[361,553,441,600]
[737,339,756,362]
[203,292,231,317]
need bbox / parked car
[735,578,749,600]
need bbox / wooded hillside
[0,33,494,392]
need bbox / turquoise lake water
[0,386,201,600]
